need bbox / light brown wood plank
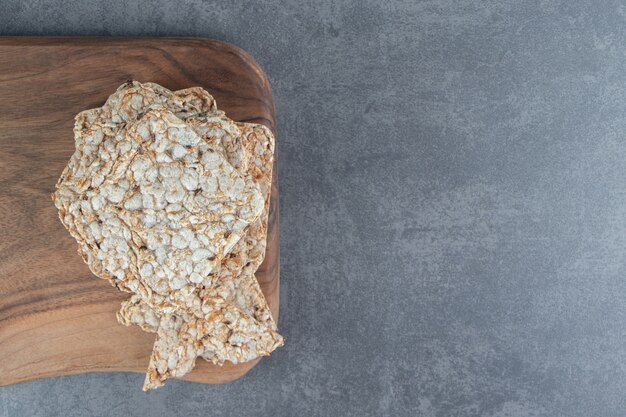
[0,36,280,386]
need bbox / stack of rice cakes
[52,81,283,390]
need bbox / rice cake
[52,81,283,390]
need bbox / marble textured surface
[2,0,626,416]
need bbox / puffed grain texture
[53,81,283,390]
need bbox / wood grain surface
[0,37,280,386]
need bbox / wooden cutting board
[0,37,280,386]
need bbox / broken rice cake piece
[52,81,283,390]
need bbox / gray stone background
[1,0,626,416]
